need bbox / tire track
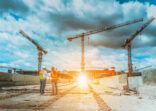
[0,83,73,100]
[89,84,112,111]
[0,86,39,100]
[32,85,77,110]
[0,85,76,110]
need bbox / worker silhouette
[51,66,58,95]
[39,66,47,95]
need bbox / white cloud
[0,0,156,72]
[122,1,147,19]
[147,5,156,17]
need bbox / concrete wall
[98,69,156,97]
[99,74,127,90]
[12,74,39,82]
[137,69,156,97]
[142,69,156,85]
[0,73,40,87]
[124,75,156,97]
[128,76,143,90]
[0,73,71,87]
[12,74,39,85]
[0,72,12,81]
[128,69,156,90]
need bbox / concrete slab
[0,83,111,111]
[46,85,99,111]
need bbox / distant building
[64,67,116,79]
[15,70,38,76]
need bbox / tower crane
[122,17,155,76]
[19,30,47,73]
[67,18,143,72]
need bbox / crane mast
[81,33,85,71]
[67,18,143,72]
[19,30,47,73]
[123,17,155,76]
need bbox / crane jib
[19,30,47,54]
[123,17,155,47]
[67,18,143,40]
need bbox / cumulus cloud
[0,0,156,71]
[42,0,123,33]
[0,0,30,17]
[117,0,156,5]
[36,0,156,49]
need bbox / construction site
[0,0,156,111]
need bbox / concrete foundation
[12,74,39,83]
[99,74,127,90]
[0,73,71,87]
[0,73,39,87]
[0,72,12,81]
[142,69,156,85]
[128,76,143,90]
[98,69,156,96]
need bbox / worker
[39,66,47,95]
[51,66,58,95]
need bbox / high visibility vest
[51,70,58,80]
[39,70,46,80]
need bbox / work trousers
[40,80,46,95]
[52,80,58,95]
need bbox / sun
[77,75,87,83]
[76,73,88,89]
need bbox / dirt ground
[0,82,156,111]
[0,83,111,111]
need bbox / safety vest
[39,70,47,80]
[51,70,58,80]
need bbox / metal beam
[67,18,144,72]
[68,18,143,41]
[19,30,47,72]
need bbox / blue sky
[0,0,156,71]
[117,0,156,4]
